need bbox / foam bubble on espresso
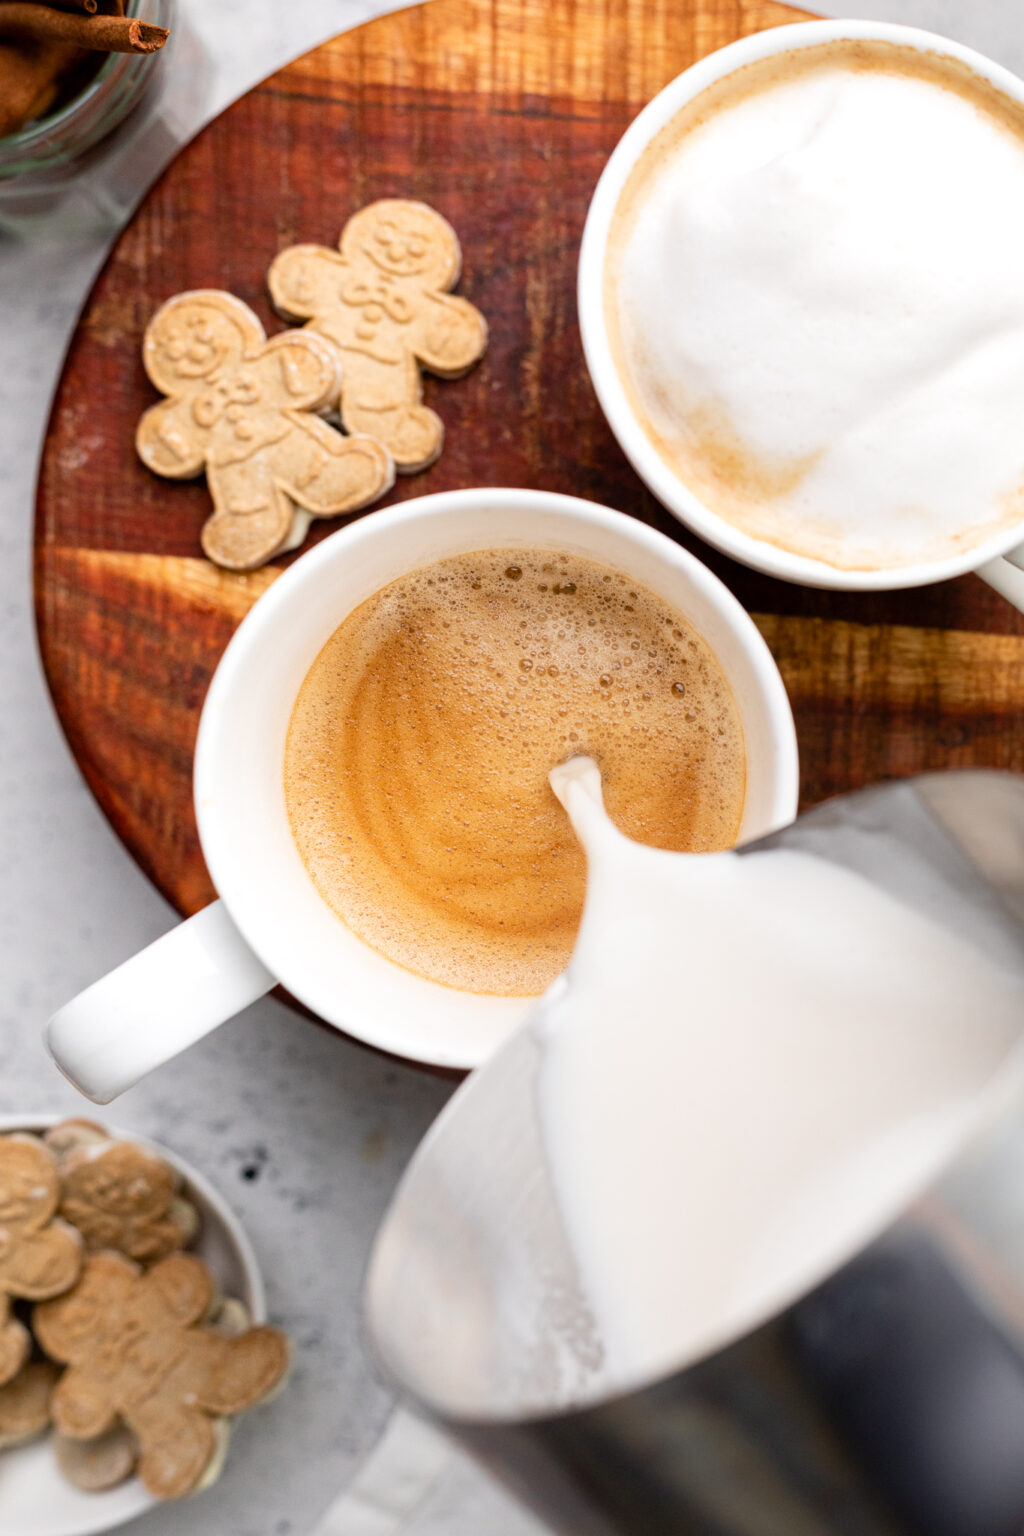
[284,550,745,995]
[607,40,1024,570]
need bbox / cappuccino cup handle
[977,542,1024,612]
[46,900,274,1103]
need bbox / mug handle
[46,900,274,1104]
[976,540,1024,612]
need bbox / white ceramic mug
[47,489,799,1103]
[578,19,1024,610]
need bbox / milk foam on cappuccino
[284,551,744,998]
[607,41,1024,570]
[536,759,1024,1391]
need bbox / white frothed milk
[537,759,1024,1394]
[606,41,1024,571]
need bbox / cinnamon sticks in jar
[18,1,105,14]
[0,0,169,138]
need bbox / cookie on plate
[54,1424,139,1492]
[35,1251,290,1500]
[0,1135,82,1386]
[0,1361,60,1449]
[45,1120,200,1265]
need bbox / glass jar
[0,0,178,235]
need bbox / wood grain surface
[35,0,1024,943]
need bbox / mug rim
[193,488,799,1067]
[578,19,1024,592]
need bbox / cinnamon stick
[16,1,99,15]
[0,5,168,53]
[0,35,82,135]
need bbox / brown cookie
[0,1135,82,1386]
[46,1123,200,1265]
[41,1121,109,1160]
[34,1252,290,1500]
[55,1425,139,1492]
[136,290,395,571]
[269,200,488,473]
[0,1360,60,1449]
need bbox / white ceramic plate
[0,1116,265,1536]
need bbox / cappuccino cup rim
[578,20,1024,592]
[192,488,799,1071]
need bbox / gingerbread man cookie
[34,1251,289,1500]
[269,200,488,473]
[136,290,395,571]
[0,1135,82,1387]
[45,1122,200,1266]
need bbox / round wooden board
[36,0,1024,943]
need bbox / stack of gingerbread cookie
[0,1122,289,1501]
[135,199,488,571]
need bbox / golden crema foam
[606,40,1024,570]
[284,549,745,995]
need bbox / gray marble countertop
[1,1,1021,1531]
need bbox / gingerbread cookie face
[35,1252,289,1500]
[269,200,488,473]
[0,1136,81,1386]
[136,290,395,571]
[49,1127,200,1265]
[343,201,462,288]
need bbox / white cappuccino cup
[579,20,1024,612]
[47,489,798,1103]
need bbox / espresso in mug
[284,549,745,995]
[606,39,1024,571]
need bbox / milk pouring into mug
[538,759,1024,1398]
[368,769,1024,1536]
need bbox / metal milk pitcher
[366,772,1024,1536]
